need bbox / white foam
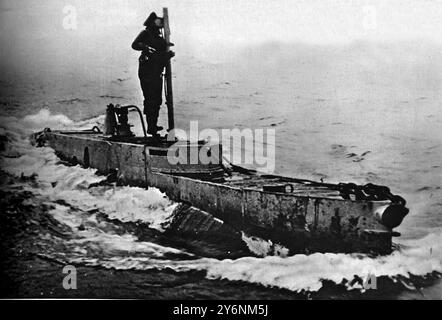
[241,232,289,257]
[22,109,74,130]
[48,203,189,259]
[72,231,442,293]
[0,109,177,231]
[206,232,442,292]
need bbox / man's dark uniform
[132,12,173,135]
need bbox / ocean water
[0,0,441,299]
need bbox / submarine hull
[34,130,407,254]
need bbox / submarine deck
[49,131,346,200]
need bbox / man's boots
[145,104,163,135]
[147,118,163,135]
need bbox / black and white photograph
[0,0,441,306]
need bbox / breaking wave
[0,109,441,294]
[65,231,442,293]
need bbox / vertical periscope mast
[162,7,175,132]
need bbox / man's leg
[145,104,161,135]
[139,62,164,135]
[145,75,164,135]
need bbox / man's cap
[143,12,163,27]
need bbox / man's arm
[131,31,148,51]
[132,29,171,53]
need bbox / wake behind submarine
[31,8,408,255]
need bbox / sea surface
[0,0,441,299]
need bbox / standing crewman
[132,12,174,136]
